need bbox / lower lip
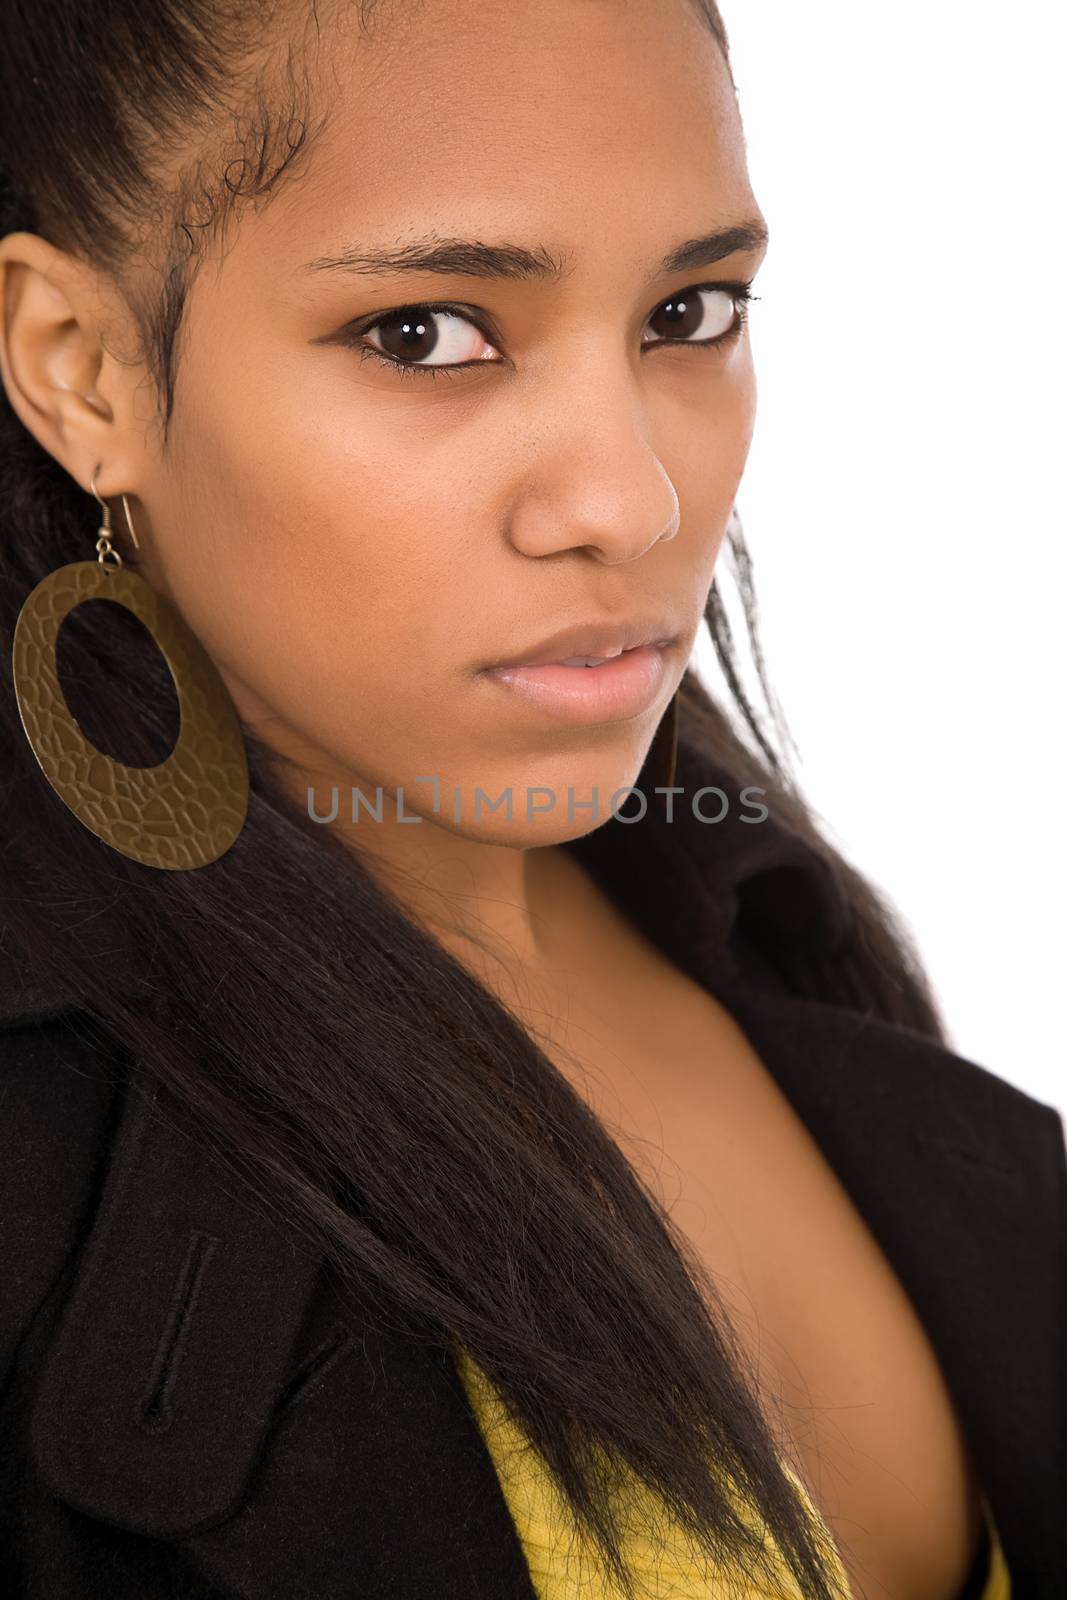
[481,644,670,725]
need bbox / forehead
[252,0,752,275]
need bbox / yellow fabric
[979,1502,1012,1600]
[452,1344,1012,1600]
[453,1343,849,1599]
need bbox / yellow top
[452,1345,1011,1600]
[981,1512,1012,1600]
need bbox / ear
[0,230,145,501]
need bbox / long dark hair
[0,4,945,1597]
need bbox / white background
[693,2,1065,1114]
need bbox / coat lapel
[20,1058,538,1599]
[705,975,1067,1594]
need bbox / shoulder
[0,938,127,1378]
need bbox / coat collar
[5,728,1065,1597]
[568,722,852,957]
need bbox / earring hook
[121,494,141,550]
[89,466,141,561]
[89,466,111,525]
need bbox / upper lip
[485,616,679,670]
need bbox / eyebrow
[302,219,769,284]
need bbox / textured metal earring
[646,688,679,791]
[10,471,250,870]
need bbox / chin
[421,752,658,849]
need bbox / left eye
[639,289,748,348]
[349,283,752,379]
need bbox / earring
[10,470,250,870]
[645,688,679,792]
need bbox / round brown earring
[10,472,250,870]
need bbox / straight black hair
[0,4,945,1596]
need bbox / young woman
[0,3,1061,1598]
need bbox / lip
[481,642,673,726]
[484,616,679,670]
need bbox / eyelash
[342,281,758,384]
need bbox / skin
[0,6,988,1595]
[0,0,763,977]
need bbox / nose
[504,363,682,564]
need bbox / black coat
[2,740,1065,1599]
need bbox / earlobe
[0,230,118,479]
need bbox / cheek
[709,358,757,548]
[716,343,758,479]
[155,388,487,768]
[668,349,757,568]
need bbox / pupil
[379,310,438,361]
[649,295,704,340]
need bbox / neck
[256,724,594,991]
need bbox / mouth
[485,616,678,672]
[480,641,675,726]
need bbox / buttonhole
[139,1229,220,1435]
[275,1327,356,1416]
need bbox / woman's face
[108,0,766,845]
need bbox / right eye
[358,305,500,372]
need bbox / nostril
[139,1229,219,1435]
